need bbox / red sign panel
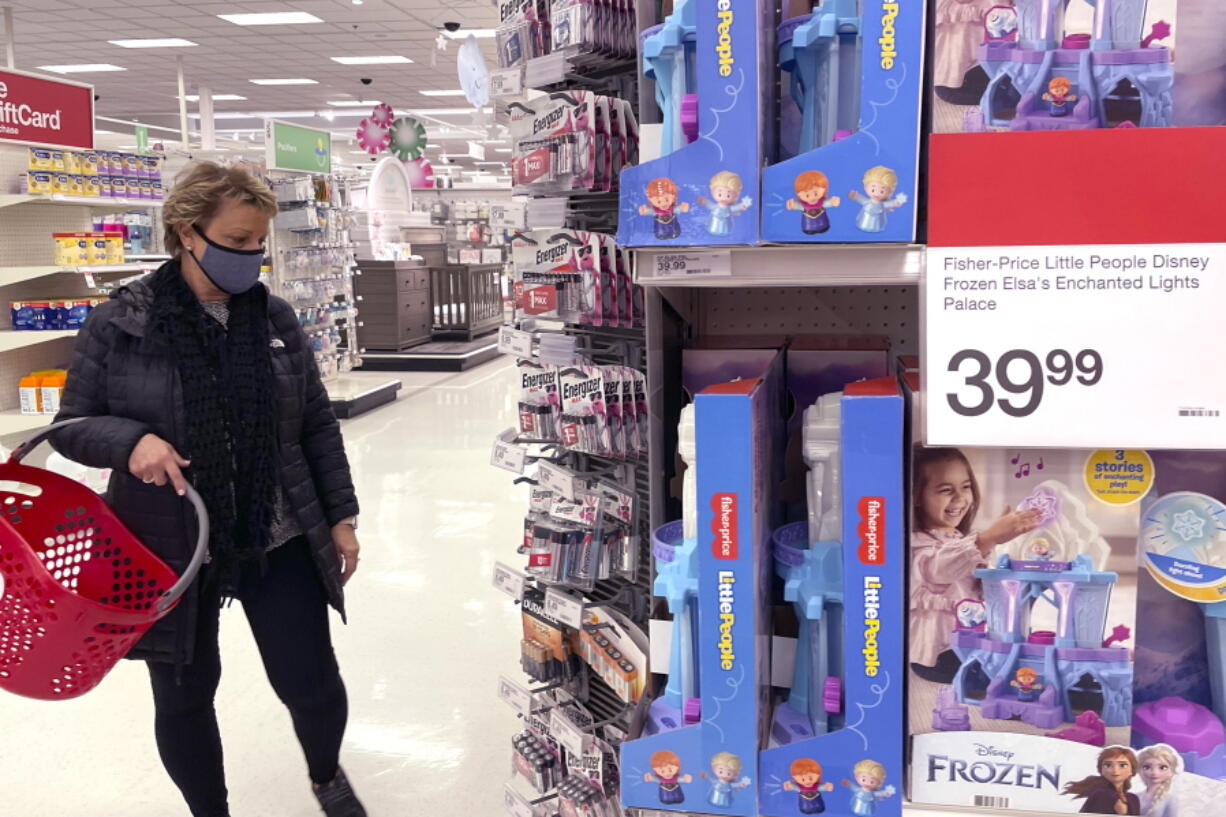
[0,68,95,150]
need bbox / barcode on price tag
[649,251,732,279]
[490,67,524,98]
[549,708,590,757]
[537,461,579,501]
[497,675,533,716]
[498,326,534,359]
[504,784,537,817]
[492,561,527,600]
[543,586,585,629]
[491,429,528,474]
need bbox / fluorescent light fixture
[326,99,382,107]
[218,12,322,26]
[407,107,492,115]
[249,78,318,85]
[189,110,317,119]
[330,56,413,65]
[38,63,126,73]
[419,89,466,97]
[186,94,247,102]
[476,161,505,166]
[109,38,197,48]
[441,29,496,39]
[322,110,335,121]
[426,144,442,148]
[494,148,511,153]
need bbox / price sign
[503,784,537,817]
[492,561,527,600]
[543,586,585,629]
[537,461,579,501]
[490,67,524,98]
[498,675,533,716]
[646,251,732,280]
[925,243,1226,449]
[498,326,534,359]
[549,708,590,757]
[491,429,528,474]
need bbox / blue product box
[617,0,772,247]
[621,352,784,815]
[761,2,925,244]
[759,378,906,817]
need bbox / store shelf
[0,329,78,352]
[634,243,923,287]
[0,262,159,288]
[0,193,162,211]
[0,410,53,437]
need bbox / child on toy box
[909,447,1041,682]
[638,178,689,240]
[695,171,752,237]
[839,759,896,817]
[786,171,841,235]
[1137,744,1181,817]
[1063,746,1142,815]
[783,758,835,814]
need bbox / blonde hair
[711,752,742,773]
[862,166,898,192]
[1138,744,1180,805]
[709,171,743,195]
[162,161,277,255]
[853,759,886,781]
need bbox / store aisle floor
[0,360,524,816]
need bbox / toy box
[930,0,1226,134]
[760,0,926,244]
[758,378,907,817]
[621,353,784,815]
[904,376,1226,814]
[618,0,773,247]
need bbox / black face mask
[189,225,265,295]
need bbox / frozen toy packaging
[905,376,1226,814]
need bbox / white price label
[537,461,579,501]
[491,429,528,474]
[490,68,524,98]
[543,586,585,629]
[492,561,527,600]
[549,708,589,757]
[498,326,534,359]
[504,785,537,817]
[924,243,1226,449]
[647,251,732,280]
[497,675,533,716]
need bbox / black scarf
[146,261,277,588]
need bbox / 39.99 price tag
[492,561,527,600]
[924,243,1226,449]
[645,251,732,280]
[549,708,590,757]
[497,675,533,716]
[543,586,585,629]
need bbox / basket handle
[13,418,210,615]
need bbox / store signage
[490,67,523,98]
[265,119,331,174]
[491,429,528,474]
[543,586,585,629]
[549,708,589,757]
[0,68,94,150]
[641,250,732,281]
[497,326,534,359]
[503,784,536,817]
[492,561,527,600]
[924,242,1226,449]
[497,675,533,716]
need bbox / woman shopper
[50,161,366,817]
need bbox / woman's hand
[332,522,360,585]
[977,505,1042,550]
[128,433,190,495]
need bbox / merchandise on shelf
[22,148,163,199]
[51,232,124,266]
[932,0,1226,133]
[10,297,104,331]
[761,0,925,244]
[510,228,641,329]
[507,91,637,195]
[904,374,1226,814]
[18,369,66,416]
[498,0,553,68]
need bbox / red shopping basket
[0,420,208,700]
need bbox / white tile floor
[0,359,525,816]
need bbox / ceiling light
[218,12,323,26]
[109,38,198,48]
[426,143,441,148]
[419,89,466,97]
[330,56,413,65]
[476,161,505,166]
[441,29,496,39]
[186,94,247,102]
[38,63,126,73]
[322,110,335,121]
[249,78,318,85]
[326,99,382,107]
[407,107,492,115]
[494,148,511,153]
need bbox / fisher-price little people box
[903,374,1226,814]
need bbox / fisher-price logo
[857,496,886,565]
[711,493,738,559]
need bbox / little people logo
[711,493,738,559]
[857,496,886,565]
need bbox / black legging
[147,538,348,817]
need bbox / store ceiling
[2,0,508,179]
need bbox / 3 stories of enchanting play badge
[923,243,1226,450]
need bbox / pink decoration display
[370,102,395,128]
[356,119,391,155]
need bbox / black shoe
[935,66,990,106]
[911,649,962,684]
[314,768,367,817]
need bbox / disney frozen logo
[926,748,1062,789]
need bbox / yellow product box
[83,176,102,197]
[70,175,86,196]
[63,152,81,175]
[88,234,110,265]
[104,234,124,265]
[48,150,65,171]
[27,172,54,194]
[28,148,52,170]
[53,233,91,266]
[52,173,71,195]
[81,152,100,175]
[124,153,142,176]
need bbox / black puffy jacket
[51,264,358,664]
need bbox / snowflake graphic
[1018,487,1061,526]
[1171,509,1207,543]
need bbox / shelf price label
[498,675,533,716]
[549,708,590,757]
[490,68,524,98]
[492,561,527,600]
[646,251,732,280]
[503,784,537,817]
[498,325,534,359]
[924,243,1226,449]
[543,586,585,629]
[537,461,580,501]
[491,429,528,474]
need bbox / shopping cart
[0,419,208,700]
